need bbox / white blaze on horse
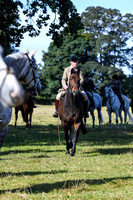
[84,91,104,128]
[105,86,133,129]
[0,49,41,148]
[0,46,24,107]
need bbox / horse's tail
[100,112,104,123]
[127,110,133,124]
[98,109,104,123]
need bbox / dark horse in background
[58,72,87,156]
[14,89,35,129]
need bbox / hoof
[70,153,75,156]
[71,150,75,156]
[65,151,70,155]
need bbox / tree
[81,6,133,71]
[0,0,83,55]
[0,0,24,55]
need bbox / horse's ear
[29,49,38,58]
[25,48,29,54]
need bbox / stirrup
[53,111,58,118]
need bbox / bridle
[65,74,81,116]
[69,74,80,92]
[19,53,40,92]
[106,88,116,106]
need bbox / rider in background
[110,74,124,109]
[82,73,95,108]
[53,55,89,118]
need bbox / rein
[106,90,116,106]
[64,82,81,117]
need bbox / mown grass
[0,105,133,200]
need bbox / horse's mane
[5,52,24,61]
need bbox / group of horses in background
[0,46,41,148]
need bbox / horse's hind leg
[116,110,119,129]
[90,111,95,128]
[124,111,127,129]
[97,108,103,128]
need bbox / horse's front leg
[0,126,8,148]
[64,125,72,155]
[71,122,81,156]
[90,111,95,128]
[119,111,123,129]
[108,110,112,129]
[14,108,19,128]
[29,111,33,128]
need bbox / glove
[63,85,68,90]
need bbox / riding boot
[53,99,59,118]
[83,100,89,118]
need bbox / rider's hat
[70,55,78,62]
[84,72,90,78]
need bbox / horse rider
[53,55,89,118]
[110,74,124,109]
[82,73,95,108]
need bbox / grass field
[0,105,133,200]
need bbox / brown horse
[58,73,87,156]
[14,90,35,129]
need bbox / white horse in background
[105,86,133,129]
[0,49,42,148]
[84,91,104,128]
[0,46,24,107]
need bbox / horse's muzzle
[73,90,79,96]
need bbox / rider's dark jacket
[110,80,122,95]
[82,79,95,92]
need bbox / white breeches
[56,90,88,101]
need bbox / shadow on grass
[0,176,132,194]
[97,147,133,155]
[0,148,64,157]
[2,124,133,149]
[0,169,68,178]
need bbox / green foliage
[0,0,83,54]
[81,6,133,69]
[0,0,24,55]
